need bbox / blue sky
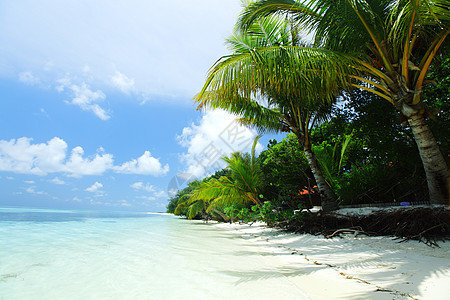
[0,0,284,212]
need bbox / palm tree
[313,133,353,188]
[173,180,232,221]
[173,180,206,219]
[238,0,449,205]
[186,136,264,214]
[195,16,350,211]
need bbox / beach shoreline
[216,222,450,299]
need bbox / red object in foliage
[298,186,317,195]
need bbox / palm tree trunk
[303,145,339,211]
[407,113,449,205]
[212,208,230,223]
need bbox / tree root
[325,228,370,239]
[276,206,450,247]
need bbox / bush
[335,163,427,205]
[252,201,308,226]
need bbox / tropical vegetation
[238,0,449,204]
[195,14,348,211]
[168,0,449,222]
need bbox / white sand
[217,222,450,300]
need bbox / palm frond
[187,136,264,209]
[196,46,359,107]
[187,200,205,219]
[238,0,311,32]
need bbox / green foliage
[209,168,232,180]
[259,133,315,208]
[170,0,449,220]
[238,0,450,204]
[223,204,240,221]
[334,162,427,205]
[224,204,257,223]
[170,136,265,222]
[167,182,197,215]
[188,136,264,212]
[237,208,255,223]
[423,52,450,161]
[166,196,179,214]
[313,133,353,188]
[311,89,430,204]
[187,200,206,220]
[252,201,309,226]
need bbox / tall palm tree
[186,136,264,213]
[238,0,449,204]
[195,16,351,211]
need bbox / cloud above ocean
[177,109,261,178]
[0,137,169,177]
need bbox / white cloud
[131,182,167,202]
[135,188,166,202]
[0,0,242,101]
[85,182,103,193]
[177,109,259,178]
[130,182,155,192]
[65,146,114,177]
[136,195,156,201]
[24,180,35,184]
[18,71,40,85]
[115,151,169,176]
[40,108,50,118]
[56,77,110,120]
[50,177,65,185]
[88,198,130,207]
[119,200,131,207]
[26,186,47,195]
[0,137,69,175]
[111,71,135,94]
[72,196,82,202]
[0,137,168,178]
[153,190,167,198]
[82,65,91,73]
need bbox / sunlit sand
[217,222,450,299]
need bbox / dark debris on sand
[276,206,450,247]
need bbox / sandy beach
[216,221,450,300]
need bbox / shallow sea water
[0,207,307,300]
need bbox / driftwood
[326,227,370,239]
[276,206,450,247]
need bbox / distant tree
[171,180,201,218]
[167,183,196,214]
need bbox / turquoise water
[0,207,307,299]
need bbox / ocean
[0,207,307,299]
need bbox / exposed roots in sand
[276,206,450,247]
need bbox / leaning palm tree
[238,0,449,204]
[195,16,351,211]
[187,136,264,214]
[173,180,232,221]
